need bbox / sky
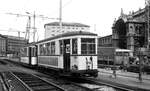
[0,0,146,41]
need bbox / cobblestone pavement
[98,68,150,90]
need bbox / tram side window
[34,48,36,56]
[40,45,42,55]
[46,43,51,55]
[72,39,77,54]
[40,44,45,55]
[40,42,55,55]
[40,44,42,55]
[31,47,36,56]
[59,40,63,54]
[20,48,27,56]
[41,44,46,55]
[81,38,95,54]
[31,48,33,56]
[51,42,55,55]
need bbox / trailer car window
[51,42,55,55]
[20,48,27,56]
[59,40,63,54]
[40,44,46,55]
[46,43,51,55]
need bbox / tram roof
[21,42,36,47]
[44,22,90,27]
[36,31,97,44]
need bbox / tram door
[28,47,32,65]
[63,39,70,71]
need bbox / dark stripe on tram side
[21,56,37,57]
[37,54,97,56]
[70,54,97,56]
[38,55,61,56]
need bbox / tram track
[0,60,92,91]
[35,71,92,91]
[12,72,66,91]
[4,59,150,91]
[36,69,131,91]
[1,71,66,91]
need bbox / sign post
[113,47,116,78]
[138,48,143,82]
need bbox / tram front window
[81,38,96,54]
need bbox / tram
[20,31,98,77]
[20,43,37,66]
[98,47,133,70]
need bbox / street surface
[98,68,150,90]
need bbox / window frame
[81,38,96,55]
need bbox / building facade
[98,35,112,47]
[112,7,149,56]
[5,35,28,57]
[0,35,28,57]
[44,22,90,38]
[0,34,7,56]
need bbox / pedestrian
[113,69,116,78]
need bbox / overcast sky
[0,0,145,41]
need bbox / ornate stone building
[112,7,149,56]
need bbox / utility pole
[59,0,64,54]
[138,48,142,82]
[148,0,150,49]
[6,12,59,42]
[59,0,62,31]
[146,0,150,49]
[33,11,36,42]
[25,16,31,41]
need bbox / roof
[24,42,36,47]
[0,34,7,38]
[131,8,145,18]
[98,35,112,39]
[37,31,97,44]
[44,22,90,28]
[98,47,132,55]
[4,35,26,40]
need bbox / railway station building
[112,7,150,57]
[44,22,90,38]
